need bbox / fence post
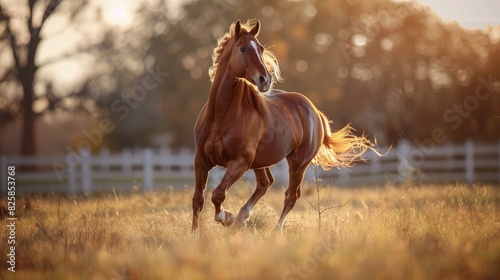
[465,140,474,186]
[1,154,6,196]
[122,149,132,173]
[99,148,110,172]
[159,147,171,172]
[444,143,454,172]
[397,139,412,183]
[143,149,154,190]
[68,167,77,194]
[179,148,193,173]
[81,150,92,193]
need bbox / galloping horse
[192,20,375,234]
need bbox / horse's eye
[239,47,245,52]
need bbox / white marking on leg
[277,220,284,235]
[215,210,225,222]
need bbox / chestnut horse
[192,20,375,234]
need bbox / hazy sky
[104,0,500,29]
[100,0,500,34]
[416,0,500,29]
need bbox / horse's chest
[200,113,256,167]
[203,131,232,167]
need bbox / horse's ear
[249,20,260,37]
[234,20,241,35]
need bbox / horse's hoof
[222,210,234,227]
[215,210,234,227]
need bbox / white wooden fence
[1,140,499,194]
[318,139,500,186]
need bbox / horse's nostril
[259,75,267,85]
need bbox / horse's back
[265,89,321,120]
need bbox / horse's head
[230,20,271,93]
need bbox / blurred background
[0,0,499,191]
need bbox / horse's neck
[207,64,246,119]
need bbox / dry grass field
[1,182,500,279]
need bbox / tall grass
[1,183,499,279]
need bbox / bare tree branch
[8,25,20,70]
[41,0,63,28]
[37,46,93,67]
[0,7,21,70]
[302,195,318,211]
[65,0,89,21]
[0,67,15,84]
[0,3,7,22]
[28,0,36,32]
[318,192,357,215]
[31,79,94,117]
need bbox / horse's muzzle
[255,74,271,92]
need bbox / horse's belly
[251,144,291,168]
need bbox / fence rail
[318,140,500,186]
[1,140,499,194]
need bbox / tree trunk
[21,77,36,156]
[20,4,40,157]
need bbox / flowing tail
[313,112,378,169]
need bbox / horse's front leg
[192,152,212,232]
[212,158,248,226]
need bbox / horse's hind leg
[212,158,247,227]
[277,154,311,234]
[234,167,274,228]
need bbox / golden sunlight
[102,1,134,27]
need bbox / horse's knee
[211,188,226,206]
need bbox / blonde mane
[208,20,283,85]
